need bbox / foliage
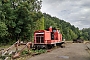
[80,28,90,40]
[30,49,46,54]
[34,49,46,53]
[0,56,6,60]
[0,21,8,37]
[21,50,29,55]
[21,49,46,55]
[44,13,79,40]
[0,0,44,43]
[44,13,90,41]
[0,0,89,44]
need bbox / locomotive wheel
[60,43,65,48]
[46,44,54,49]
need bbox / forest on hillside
[0,0,90,45]
[44,13,90,41]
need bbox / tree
[0,21,9,44]
[81,28,89,40]
[0,0,44,43]
[43,13,80,41]
[0,21,8,37]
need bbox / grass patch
[21,49,46,55]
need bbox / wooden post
[14,42,18,52]
[26,42,32,51]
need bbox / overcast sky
[41,0,90,30]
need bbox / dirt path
[27,43,90,60]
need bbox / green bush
[0,56,6,60]
[33,49,46,54]
[21,50,29,55]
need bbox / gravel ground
[27,43,90,60]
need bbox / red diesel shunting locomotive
[33,26,64,49]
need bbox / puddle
[57,56,69,59]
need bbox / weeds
[21,49,46,55]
